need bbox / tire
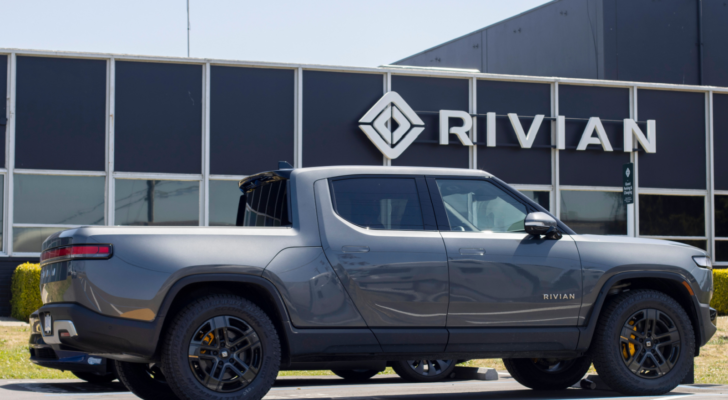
[331,369,379,381]
[114,361,177,400]
[71,371,116,384]
[503,355,592,390]
[391,359,457,382]
[161,294,281,400]
[591,289,695,396]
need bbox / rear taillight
[41,244,112,266]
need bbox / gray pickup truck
[36,166,716,399]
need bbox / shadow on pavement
[0,380,127,394]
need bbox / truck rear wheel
[591,289,695,395]
[331,369,379,381]
[161,294,280,400]
[114,361,176,400]
[391,359,456,382]
[503,355,591,390]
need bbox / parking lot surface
[0,375,726,399]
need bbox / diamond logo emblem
[359,92,425,159]
[626,168,631,178]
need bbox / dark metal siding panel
[394,32,483,71]
[559,84,630,187]
[602,0,619,80]
[702,1,728,87]
[637,89,705,190]
[115,61,202,174]
[713,94,728,190]
[210,66,294,175]
[390,75,469,169]
[0,55,6,168]
[302,71,383,167]
[476,80,551,184]
[15,57,106,171]
[485,0,600,79]
[0,258,36,317]
[614,0,699,85]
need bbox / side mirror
[525,212,562,240]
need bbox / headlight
[693,256,712,269]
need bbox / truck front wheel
[161,294,281,400]
[503,355,592,390]
[114,361,176,400]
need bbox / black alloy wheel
[530,358,577,374]
[620,308,682,379]
[503,355,592,390]
[187,316,263,393]
[392,359,457,382]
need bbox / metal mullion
[209,174,247,181]
[552,82,559,216]
[13,223,82,228]
[509,184,552,191]
[383,72,391,166]
[637,188,707,196]
[6,53,16,255]
[559,185,622,192]
[14,169,106,177]
[470,77,477,170]
[107,58,116,226]
[633,86,640,237]
[113,172,202,181]
[201,62,210,226]
[639,235,708,241]
[295,68,302,168]
[104,58,110,226]
[715,190,728,195]
[707,90,715,260]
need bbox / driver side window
[435,179,528,232]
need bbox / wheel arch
[154,274,293,367]
[577,271,703,356]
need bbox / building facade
[394,0,728,87]
[0,48,726,314]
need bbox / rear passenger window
[239,179,291,227]
[331,178,424,230]
[436,179,527,232]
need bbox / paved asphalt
[0,375,726,399]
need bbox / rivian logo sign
[360,91,657,159]
[358,92,425,159]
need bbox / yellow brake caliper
[622,321,637,359]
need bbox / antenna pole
[187,0,190,57]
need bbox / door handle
[459,248,485,256]
[342,245,370,253]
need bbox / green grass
[0,326,74,379]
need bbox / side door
[314,176,449,351]
[427,177,582,328]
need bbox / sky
[0,0,551,67]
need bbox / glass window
[520,190,550,211]
[331,178,423,230]
[560,191,626,235]
[209,180,244,227]
[639,195,704,237]
[115,180,199,226]
[715,195,728,238]
[14,174,105,225]
[14,227,64,253]
[436,179,527,232]
[240,179,291,227]
[716,241,728,262]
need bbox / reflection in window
[639,195,704,237]
[331,178,423,230]
[14,174,105,225]
[240,179,291,227]
[520,190,550,211]
[115,180,199,226]
[209,180,244,226]
[657,239,706,250]
[13,227,64,253]
[715,196,728,238]
[716,241,728,262]
[437,179,527,232]
[560,191,626,235]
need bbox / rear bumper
[37,303,161,361]
[29,333,110,374]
